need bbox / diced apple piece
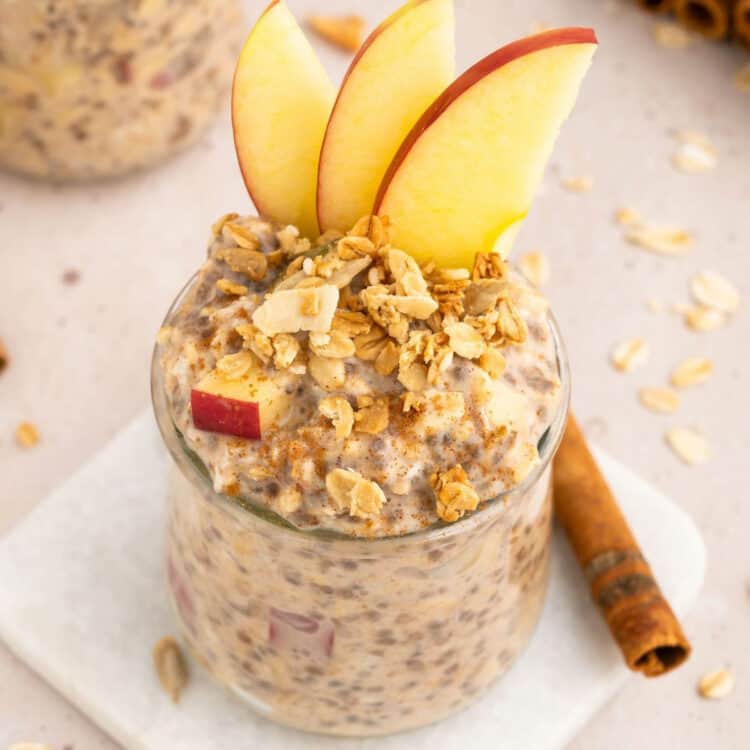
[191,365,289,439]
[317,0,455,232]
[232,0,336,238]
[374,28,597,268]
[252,284,339,336]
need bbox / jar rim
[151,269,571,547]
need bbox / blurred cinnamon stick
[553,414,691,676]
[637,0,676,13]
[735,0,750,47]
[674,0,734,39]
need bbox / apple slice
[374,28,597,268]
[232,0,336,238]
[316,0,455,233]
[191,364,288,439]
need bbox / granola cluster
[160,212,562,535]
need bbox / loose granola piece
[354,326,389,360]
[327,256,372,288]
[252,285,339,336]
[614,207,641,226]
[374,340,400,376]
[653,22,694,49]
[665,427,710,465]
[495,298,528,344]
[217,246,268,281]
[639,387,680,414]
[478,348,507,379]
[611,338,649,372]
[398,362,428,392]
[332,309,372,336]
[734,62,750,93]
[222,221,261,250]
[690,270,739,313]
[319,396,355,439]
[463,279,505,316]
[444,321,486,359]
[216,278,248,296]
[308,355,346,391]
[216,350,255,379]
[309,330,356,358]
[15,422,40,448]
[518,251,550,287]
[236,323,274,363]
[325,468,385,518]
[697,668,734,700]
[211,212,240,236]
[272,334,300,369]
[354,395,390,434]
[307,14,365,52]
[561,175,593,192]
[153,636,189,703]
[337,235,376,259]
[0,338,7,373]
[402,392,427,413]
[472,252,506,280]
[278,487,303,514]
[670,356,713,388]
[431,465,480,523]
[625,224,693,256]
[684,305,726,332]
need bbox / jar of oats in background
[0,0,244,181]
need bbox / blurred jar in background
[0,0,244,181]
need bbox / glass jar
[0,0,244,181]
[151,275,571,737]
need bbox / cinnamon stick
[674,0,734,39]
[636,0,676,13]
[735,0,750,47]
[553,414,691,676]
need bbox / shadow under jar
[151,278,571,737]
[0,0,243,181]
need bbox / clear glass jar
[0,0,244,181]
[151,275,570,737]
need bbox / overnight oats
[152,213,570,735]
[0,0,243,180]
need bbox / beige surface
[0,0,748,747]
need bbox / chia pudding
[152,213,569,735]
[0,0,243,180]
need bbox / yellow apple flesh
[374,28,597,268]
[232,0,335,238]
[316,0,455,233]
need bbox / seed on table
[153,636,189,702]
[15,422,40,449]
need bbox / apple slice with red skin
[191,365,289,440]
[374,28,598,268]
[232,0,335,238]
[316,0,455,233]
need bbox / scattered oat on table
[614,207,641,226]
[8,744,55,750]
[683,304,726,332]
[639,387,680,414]
[62,268,81,285]
[625,224,693,256]
[671,131,717,174]
[0,337,7,373]
[611,338,649,373]
[307,14,365,52]
[665,427,710,465]
[15,422,40,449]
[653,22,694,49]
[697,668,735,700]
[690,270,739,313]
[646,298,664,313]
[518,251,550,288]
[561,175,593,193]
[671,356,713,388]
[153,636,189,702]
[734,62,750,93]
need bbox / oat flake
[697,668,734,700]
[665,427,710,465]
[518,251,550,287]
[153,636,189,702]
[611,338,649,372]
[684,305,726,332]
[670,356,713,388]
[690,270,739,313]
[615,207,641,226]
[671,141,717,174]
[639,387,680,414]
[561,175,593,192]
[625,225,693,256]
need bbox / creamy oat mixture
[158,213,562,537]
[0,0,243,180]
